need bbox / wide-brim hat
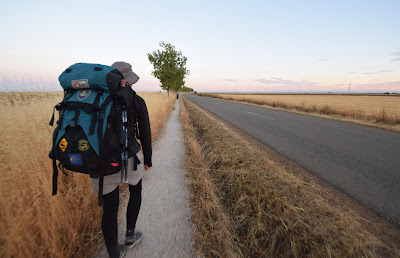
[111,61,139,85]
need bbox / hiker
[92,61,152,258]
[176,91,179,100]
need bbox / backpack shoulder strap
[49,90,74,126]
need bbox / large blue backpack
[49,63,141,205]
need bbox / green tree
[181,86,194,92]
[148,42,190,95]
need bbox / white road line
[247,112,274,120]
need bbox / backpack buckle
[98,112,105,120]
[70,109,81,127]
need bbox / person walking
[92,61,152,258]
[176,91,179,100]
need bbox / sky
[0,0,399,93]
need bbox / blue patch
[68,154,83,166]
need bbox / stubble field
[0,91,175,257]
[202,93,400,132]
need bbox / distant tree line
[180,86,194,92]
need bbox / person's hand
[144,165,151,170]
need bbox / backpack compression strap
[98,176,104,206]
[49,91,73,127]
[52,157,58,195]
[50,91,73,195]
[90,91,103,135]
[96,95,113,206]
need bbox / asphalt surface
[185,94,400,226]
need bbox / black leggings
[102,180,142,253]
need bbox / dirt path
[96,99,194,257]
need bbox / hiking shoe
[118,244,127,258]
[125,231,143,248]
[109,244,126,258]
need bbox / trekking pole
[121,110,126,183]
[122,110,128,183]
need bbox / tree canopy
[181,86,194,92]
[148,42,190,94]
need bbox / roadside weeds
[180,97,241,257]
[181,96,400,257]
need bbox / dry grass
[181,96,400,257]
[201,93,400,132]
[137,91,177,141]
[180,97,241,257]
[0,91,175,258]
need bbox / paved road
[185,94,400,225]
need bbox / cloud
[363,70,396,75]
[255,77,316,86]
[328,83,347,87]
[255,79,277,84]
[389,52,400,62]
[224,79,236,82]
[316,58,329,62]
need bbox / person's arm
[137,96,152,168]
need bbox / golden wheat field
[205,93,400,130]
[0,91,175,257]
[221,93,400,116]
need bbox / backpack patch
[76,89,91,100]
[68,154,83,166]
[72,79,90,89]
[77,139,90,152]
[59,138,68,152]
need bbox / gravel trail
[96,99,194,257]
